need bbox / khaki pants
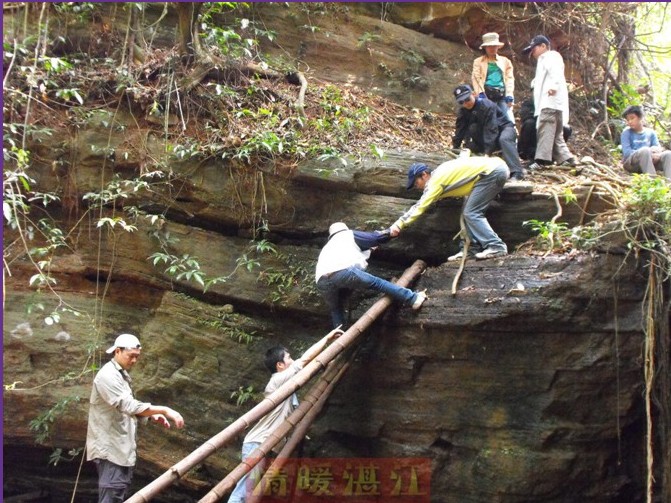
[623,147,671,180]
[535,108,573,164]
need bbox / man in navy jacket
[452,84,525,181]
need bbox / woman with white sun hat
[472,32,515,122]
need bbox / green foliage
[369,144,385,159]
[635,3,671,118]
[399,49,428,90]
[300,24,321,34]
[199,5,276,61]
[562,187,578,205]
[169,141,201,160]
[149,252,206,287]
[3,132,66,291]
[234,131,286,163]
[314,147,346,164]
[40,56,73,74]
[48,447,84,467]
[230,385,257,407]
[377,62,393,78]
[308,86,370,142]
[197,309,257,345]
[201,26,247,58]
[357,32,381,49]
[319,85,345,113]
[29,396,81,445]
[607,83,639,119]
[82,174,152,209]
[53,2,97,16]
[3,169,33,230]
[148,239,275,293]
[401,49,425,67]
[622,174,671,221]
[258,252,318,306]
[621,175,671,266]
[523,219,570,251]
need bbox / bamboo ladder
[125,259,427,503]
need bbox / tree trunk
[175,2,202,65]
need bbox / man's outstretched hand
[389,224,401,238]
[152,408,185,429]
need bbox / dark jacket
[517,97,572,160]
[352,230,391,250]
[453,97,513,155]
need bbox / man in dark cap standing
[522,35,577,169]
[452,83,525,181]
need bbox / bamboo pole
[245,360,352,503]
[199,358,350,503]
[125,260,426,503]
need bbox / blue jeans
[496,98,515,123]
[227,442,264,503]
[317,267,417,328]
[462,163,508,252]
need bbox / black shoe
[560,157,577,167]
[510,171,526,181]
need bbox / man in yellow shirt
[389,158,509,261]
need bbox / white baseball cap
[106,333,142,354]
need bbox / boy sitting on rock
[621,105,671,180]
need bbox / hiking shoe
[509,171,526,181]
[412,290,427,310]
[560,157,577,167]
[447,250,476,262]
[474,248,507,260]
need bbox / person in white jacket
[522,35,577,169]
[315,222,426,328]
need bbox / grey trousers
[462,163,509,253]
[94,459,133,503]
[498,125,523,176]
[623,147,671,180]
[535,108,573,164]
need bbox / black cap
[522,35,550,55]
[453,84,473,105]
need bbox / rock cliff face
[2,3,652,503]
[2,124,647,502]
[3,242,648,502]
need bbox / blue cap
[406,163,429,190]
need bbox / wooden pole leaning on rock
[124,259,426,503]
[199,358,350,503]
[245,360,352,503]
